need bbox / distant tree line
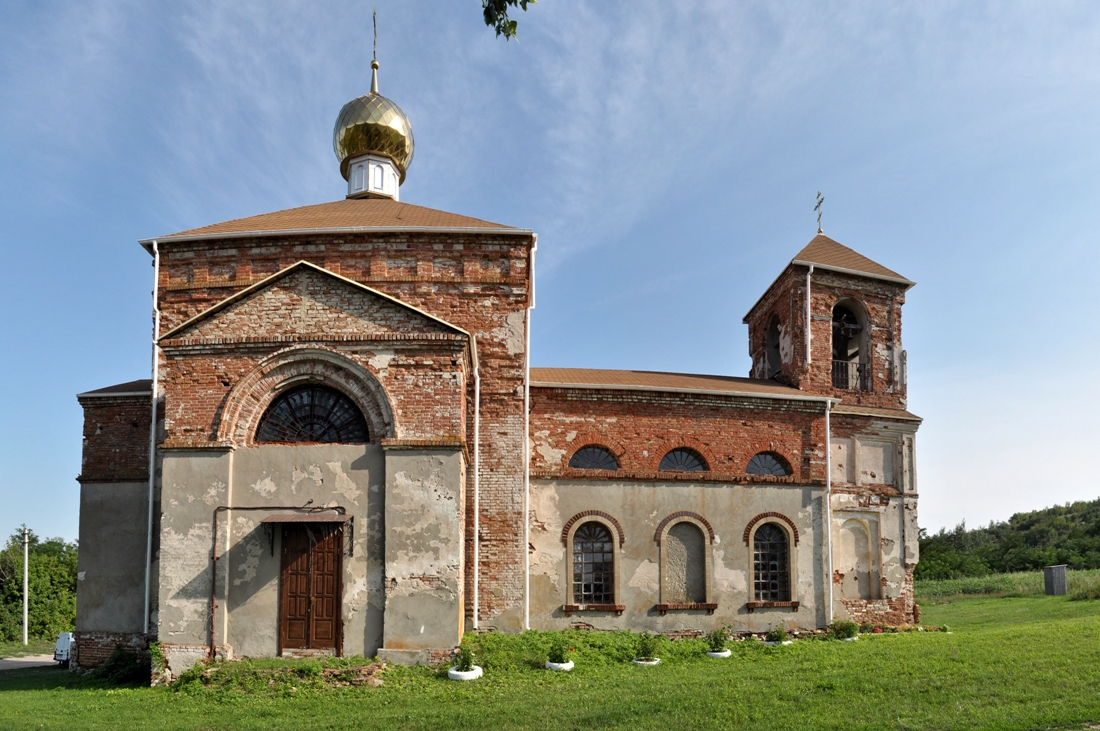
[0,528,78,641]
[917,499,1100,580]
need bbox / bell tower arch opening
[831,300,869,391]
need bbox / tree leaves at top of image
[483,0,536,40]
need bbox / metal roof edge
[139,225,534,252]
[530,380,839,405]
[790,259,915,288]
[77,390,151,399]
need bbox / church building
[72,59,922,677]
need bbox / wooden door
[279,524,342,653]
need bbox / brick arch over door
[653,511,716,545]
[742,511,800,546]
[560,511,625,548]
[217,346,395,446]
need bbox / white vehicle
[54,632,73,667]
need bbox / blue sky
[2,1,1099,541]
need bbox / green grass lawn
[0,638,53,659]
[2,596,1100,730]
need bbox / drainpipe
[471,338,481,629]
[805,265,814,367]
[144,241,161,636]
[824,398,834,625]
[523,234,537,631]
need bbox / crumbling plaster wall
[156,445,382,670]
[529,479,826,633]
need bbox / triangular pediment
[160,261,467,343]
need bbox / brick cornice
[531,469,814,486]
[560,511,625,548]
[743,511,800,546]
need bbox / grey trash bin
[1043,565,1067,596]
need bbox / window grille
[659,447,708,472]
[753,523,790,601]
[572,522,614,604]
[746,452,791,476]
[568,445,620,470]
[256,385,368,444]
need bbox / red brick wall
[76,395,152,483]
[152,230,534,625]
[529,387,828,483]
[73,630,148,669]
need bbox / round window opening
[256,384,369,444]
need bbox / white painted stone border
[632,658,661,666]
[706,649,732,658]
[448,665,483,681]
[545,660,574,672]
[763,640,794,646]
[842,636,859,642]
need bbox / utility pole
[23,527,29,645]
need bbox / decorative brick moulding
[562,604,626,617]
[653,511,716,545]
[655,602,718,616]
[560,510,625,548]
[745,601,800,613]
[743,511,800,546]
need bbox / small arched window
[572,522,614,604]
[746,452,792,477]
[659,448,708,472]
[753,523,791,601]
[832,301,869,391]
[256,384,368,444]
[568,445,620,470]
[765,316,782,379]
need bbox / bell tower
[743,233,915,409]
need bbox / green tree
[482,0,536,40]
[0,527,79,641]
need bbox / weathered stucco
[75,482,148,633]
[529,479,825,633]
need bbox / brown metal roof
[147,198,525,244]
[792,234,911,284]
[529,368,830,402]
[830,404,922,422]
[77,379,153,398]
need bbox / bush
[547,635,572,664]
[0,528,78,642]
[828,620,859,640]
[764,626,789,644]
[705,627,729,652]
[95,645,150,686]
[454,643,477,671]
[635,633,659,660]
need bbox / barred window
[659,447,708,472]
[746,452,792,477]
[256,385,368,444]
[753,523,790,601]
[572,522,614,604]
[568,445,620,470]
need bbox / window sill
[746,601,799,613]
[655,603,718,616]
[563,604,625,617]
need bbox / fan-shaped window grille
[746,452,792,477]
[256,385,368,444]
[753,523,790,601]
[568,445,620,470]
[572,522,615,604]
[659,448,708,472]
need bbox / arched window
[659,448,708,472]
[765,316,782,379]
[572,522,614,604]
[256,384,368,444]
[832,302,869,391]
[568,445,620,470]
[753,523,790,601]
[746,452,792,477]
[663,522,706,603]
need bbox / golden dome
[332,62,414,183]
